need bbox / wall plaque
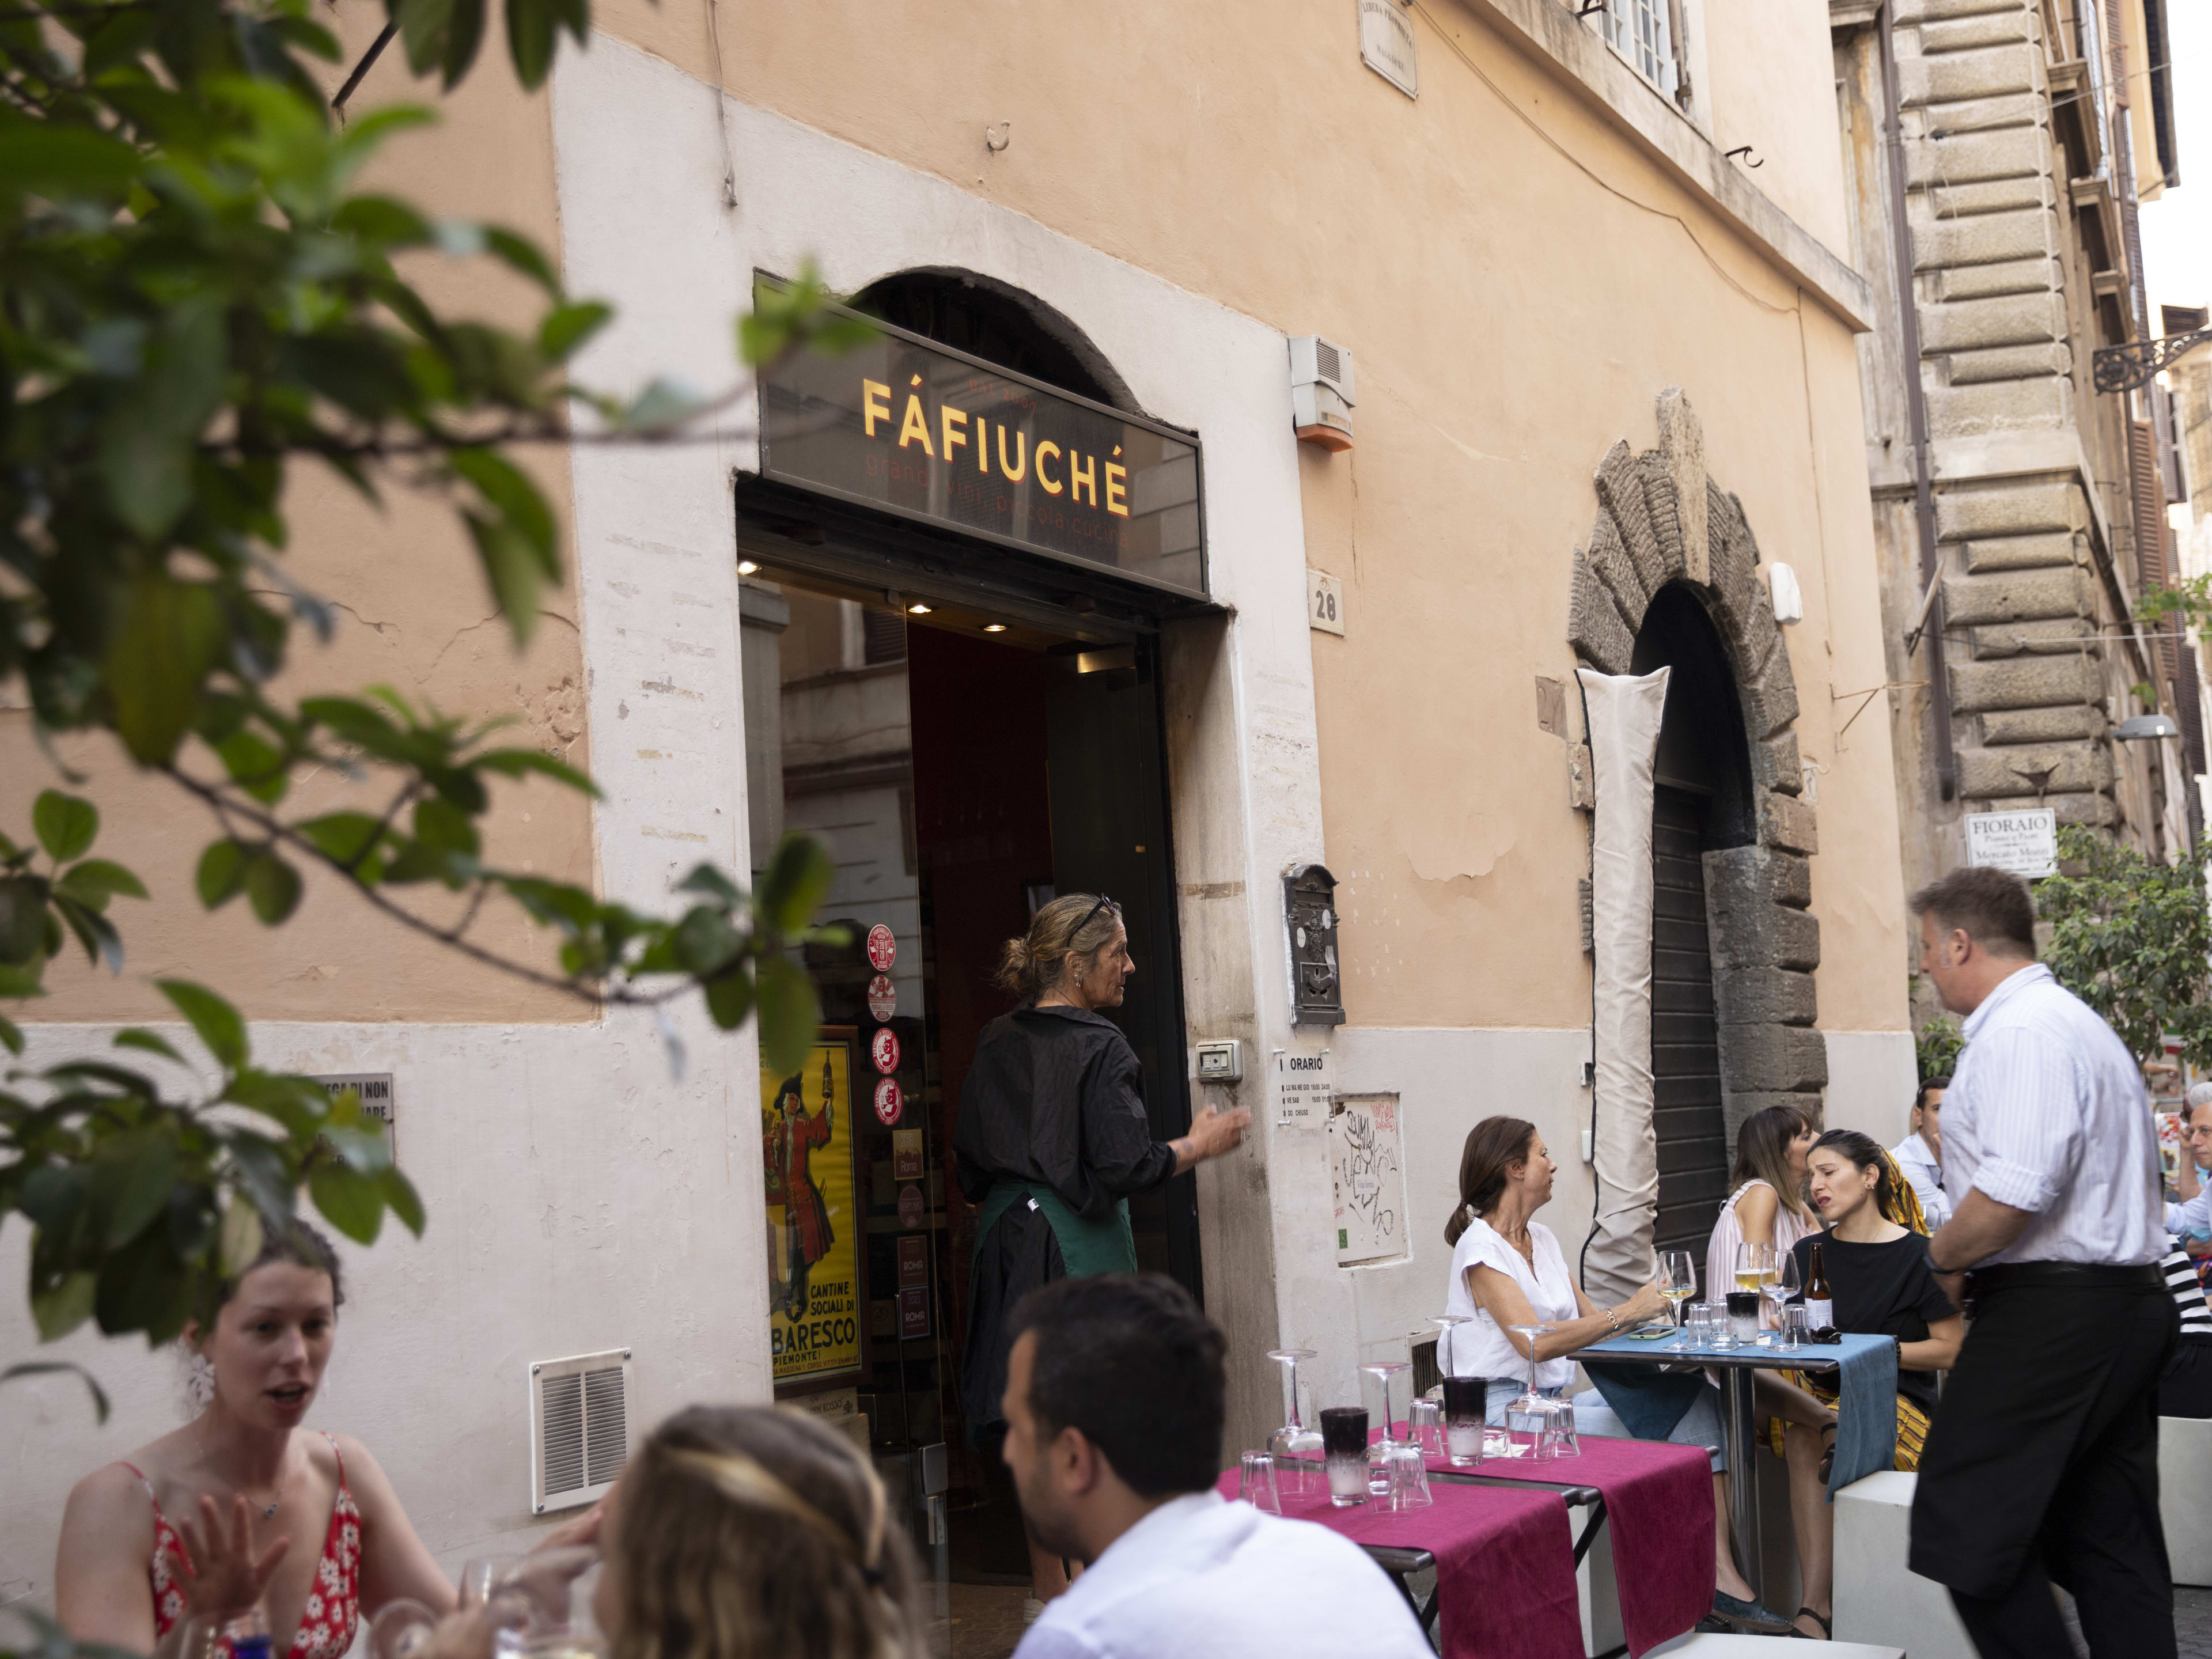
[757,282,1206,601]
[1965,808,2058,880]
[1285,863,1344,1027]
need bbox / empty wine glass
[1433,1312,1475,1380]
[1763,1250,1800,1346]
[1358,1358,1412,1495]
[1265,1347,1325,1496]
[1658,1251,1698,1349]
[1505,1324,1552,1411]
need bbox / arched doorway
[1633,585,1756,1261]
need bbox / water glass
[1320,1406,1370,1508]
[1386,1443,1434,1509]
[1540,1395,1578,1457]
[1779,1303,1810,1351]
[1240,1450,1283,1515]
[1726,1290,1761,1345]
[1505,1395,1551,1458]
[369,1603,440,1659]
[1441,1374,1487,1465]
[1707,1300,1740,1350]
[1408,1398,1445,1458]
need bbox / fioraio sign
[1965,807,2058,880]
[756,283,1206,601]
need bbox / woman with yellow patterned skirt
[1775,1130,1964,1640]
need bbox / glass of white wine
[1658,1251,1698,1349]
[1734,1241,1773,1298]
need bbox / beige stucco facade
[3,0,1914,1622]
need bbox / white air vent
[530,1349,630,1513]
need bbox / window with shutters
[862,608,908,665]
[1599,0,1680,97]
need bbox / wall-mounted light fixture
[2115,713,2181,740]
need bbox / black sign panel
[757,297,1206,601]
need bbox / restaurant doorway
[737,556,1198,1596]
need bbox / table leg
[1721,1365,1762,1597]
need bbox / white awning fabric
[1577,666,1671,1305]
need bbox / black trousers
[2160,1335,2212,1418]
[1910,1272,2178,1658]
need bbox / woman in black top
[953,892,1248,1603]
[1777,1128,1964,1638]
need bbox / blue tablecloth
[1575,1329,1899,1498]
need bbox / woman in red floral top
[54,1224,588,1659]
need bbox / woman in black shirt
[1779,1128,1964,1639]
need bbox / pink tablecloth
[1213,1468,1582,1659]
[1418,1435,1714,1657]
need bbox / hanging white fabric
[1577,666,1670,1305]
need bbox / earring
[185,1351,215,1412]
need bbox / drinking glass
[1386,1443,1434,1510]
[1320,1406,1370,1508]
[463,1548,601,1659]
[1505,1324,1553,1411]
[1408,1398,1445,1458]
[460,1558,525,1611]
[1433,1313,1475,1384]
[1779,1304,1810,1351]
[1726,1290,1761,1344]
[1734,1241,1774,1305]
[1240,1450,1283,1515]
[1441,1374,1487,1465]
[1542,1395,1579,1457]
[1359,1358,1412,1495]
[1506,1395,1555,1460]
[1265,1347,1325,1497]
[1658,1251,1698,1349]
[370,1603,440,1659]
[1707,1299,1739,1350]
[1763,1251,1800,1346]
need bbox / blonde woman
[952,891,1248,1603]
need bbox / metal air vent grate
[529,1348,631,1513]
[1314,340,1341,386]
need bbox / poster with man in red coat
[762,1035,861,1384]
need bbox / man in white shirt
[1905,867,2177,1659]
[2163,1085,2212,1244]
[1001,1274,1431,1659]
[1891,1075,1951,1229]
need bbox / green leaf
[58,859,150,910]
[99,298,226,540]
[413,796,480,857]
[466,513,547,645]
[216,731,290,805]
[675,863,743,906]
[197,840,252,909]
[755,956,820,1074]
[0,1012,20,1056]
[157,980,248,1070]
[33,791,100,862]
[114,1028,187,1064]
[674,906,742,976]
[538,300,612,361]
[758,834,835,936]
[0,126,139,199]
[703,965,753,1030]
[28,1275,100,1344]
[2,1357,113,1422]
[93,1132,178,1249]
[52,895,124,973]
[107,579,226,764]
[378,1168,426,1236]
[308,1159,384,1245]
[219,1197,266,1278]
[245,855,303,925]
[0,876,47,965]
[94,1225,189,1342]
[472,748,601,796]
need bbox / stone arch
[849,267,1141,412]
[1567,389,1826,1150]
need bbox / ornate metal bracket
[2093,326,2212,394]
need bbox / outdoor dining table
[1215,1463,1586,1659]
[1564,1327,1898,1595]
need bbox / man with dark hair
[1892,1075,1951,1228]
[1906,866,2176,1658]
[1002,1274,1429,1659]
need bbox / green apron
[972,1179,1138,1279]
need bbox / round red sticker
[873,1077,903,1126]
[867,973,897,1022]
[872,1028,900,1075]
[897,1183,925,1229]
[866,925,896,971]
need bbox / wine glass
[1734,1241,1774,1299]
[1433,1312,1474,1381]
[1763,1249,1800,1345]
[370,1603,440,1659]
[1657,1251,1698,1349]
[1505,1324,1553,1411]
[1264,1347,1324,1496]
[1358,1358,1412,1494]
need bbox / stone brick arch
[1566,389,1826,1146]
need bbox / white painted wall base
[2161,1415,2212,1586]
[1832,1471,1976,1658]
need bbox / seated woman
[1780,1129,1964,1641]
[1441,1115,1792,1633]
[55,1223,592,1659]
[430,1404,926,1659]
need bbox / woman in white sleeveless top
[1705,1104,1819,1307]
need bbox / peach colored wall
[1700,0,1856,251]
[565,0,1905,1035]
[0,7,593,1024]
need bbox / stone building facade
[1830,0,2191,910]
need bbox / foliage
[2,0,870,1358]
[2037,825,2212,1068]
[1914,1013,1964,1084]
[2138,574,2212,630]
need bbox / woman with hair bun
[952,891,1248,1603]
[1776,1127,1965,1639]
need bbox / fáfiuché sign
[756,282,1206,601]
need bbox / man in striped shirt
[1906,866,2177,1659]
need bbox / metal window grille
[1602,0,1679,96]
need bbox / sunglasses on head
[1075,894,1121,933]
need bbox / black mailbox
[1284,863,1343,1027]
